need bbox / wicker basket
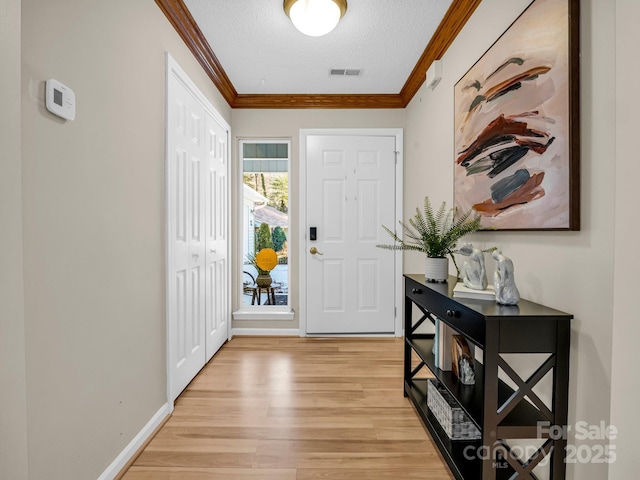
[427,379,481,440]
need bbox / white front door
[303,132,399,334]
[167,55,230,401]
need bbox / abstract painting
[454,0,580,230]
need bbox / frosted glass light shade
[284,0,347,37]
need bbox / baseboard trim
[231,328,301,337]
[98,402,172,480]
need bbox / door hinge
[394,151,399,164]
[395,306,397,317]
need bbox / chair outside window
[243,271,275,305]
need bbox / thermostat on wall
[46,79,76,121]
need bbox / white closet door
[204,111,229,360]
[167,55,230,401]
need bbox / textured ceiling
[183,0,453,95]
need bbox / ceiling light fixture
[284,0,347,37]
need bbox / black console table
[404,274,572,479]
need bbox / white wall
[231,109,405,330]
[20,0,230,478]
[0,0,29,478]
[405,1,615,478]
[609,1,640,477]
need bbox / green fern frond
[377,196,484,259]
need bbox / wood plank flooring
[122,337,453,480]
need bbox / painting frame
[454,0,580,231]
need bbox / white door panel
[322,260,345,311]
[305,134,397,334]
[322,180,345,241]
[205,111,229,360]
[357,260,379,311]
[169,82,206,397]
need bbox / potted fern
[377,196,483,282]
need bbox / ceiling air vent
[330,68,361,76]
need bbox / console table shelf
[406,378,485,480]
[403,274,572,480]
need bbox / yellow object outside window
[256,248,278,271]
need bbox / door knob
[309,247,324,255]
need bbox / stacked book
[433,317,454,371]
[452,282,495,301]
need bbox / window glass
[240,141,290,307]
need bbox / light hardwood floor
[122,337,453,480]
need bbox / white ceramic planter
[425,257,448,282]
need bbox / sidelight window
[239,140,290,308]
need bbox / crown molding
[399,0,482,105]
[232,93,405,109]
[156,0,480,109]
[155,0,237,105]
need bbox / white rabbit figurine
[492,249,520,305]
